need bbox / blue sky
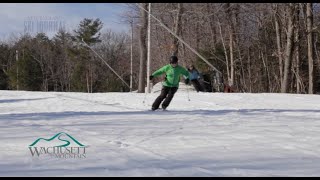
[0,3,130,40]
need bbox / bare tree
[281,4,296,93]
[225,3,235,86]
[274,4,284,88]
[294,4,302,93]
[307,3,314,94]
[172,3,183,57]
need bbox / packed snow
[0,85,320,176]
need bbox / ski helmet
[169,56,178,64]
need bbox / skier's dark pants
[191,79,203,92]
[152,86,178,109]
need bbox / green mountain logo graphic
[29,132,85,147]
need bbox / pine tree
[72,18,103,92]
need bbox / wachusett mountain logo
[29,132,87,159]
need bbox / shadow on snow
[0,109,319,121]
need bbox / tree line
[132,3,320,94]
[1,3,320,94]
[0,18,135,92]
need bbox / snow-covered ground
[0,87,320,177]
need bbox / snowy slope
[0,90,320,177]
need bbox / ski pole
[143,81,153,104]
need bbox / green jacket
[152,64,190,87]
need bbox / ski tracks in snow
[1,91,320,176]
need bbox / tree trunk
[172,3,183,56]
[261,49,271,92]
[229,27,234,86]
[236,40,246,92]
[225,3,234,86]
[86,70,89,93]
[307,3,314,94]
[294,5,301,93]
[247,48,252,93]
[314,34,320,93]
[281,4,295,93]
[274,4,284,88]
[138,3,148,93]
[218,19,230,85]
[207,3,216,51]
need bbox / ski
[149,108,168,111]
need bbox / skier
[187,65,204,92]
[149,56,190,111]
